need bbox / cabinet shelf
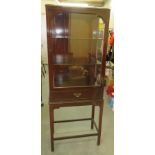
[53,63,102,66]
[51,37,104,40]
[53,57,102,66]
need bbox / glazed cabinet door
[46,6,109,90]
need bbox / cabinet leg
[97,101,104,145]
[91,105,95,129]
[49,104,54,152]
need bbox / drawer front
[50,88,102,101]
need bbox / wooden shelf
[51,37,104,40]
[53,63,102,66]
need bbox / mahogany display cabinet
[45,5,110,151]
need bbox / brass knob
[73,93,82,98]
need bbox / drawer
[50,88,103,101]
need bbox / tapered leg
[49,104,54,152]
[91,105,95,129]
[97,101,104,145]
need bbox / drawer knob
[73,93,82,98]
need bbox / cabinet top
[45,4,110,13]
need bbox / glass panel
[52,13,105,87]
[53,13,69,38]
[53,39,103,65]
[69,14,104,39]
[54,65,102,87]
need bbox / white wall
[41,14,48,63]
[41,0,57,14]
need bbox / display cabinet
[46,5,110,151]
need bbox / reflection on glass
[53,13,68,38]
[55,28,63,34]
